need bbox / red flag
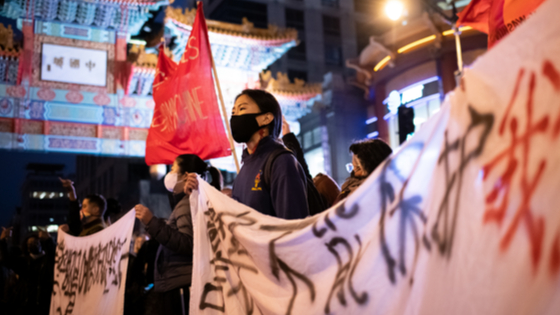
[457,0,546,48]
[152,44,177,91]
[145,3,230,165]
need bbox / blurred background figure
[335,139,393,203]
[0,225,55,315]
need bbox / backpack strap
[261,147,295,193]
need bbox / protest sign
[50,210,135,315]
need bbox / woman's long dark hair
[235,89,282,139]
[175,154,222,190]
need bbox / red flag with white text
[457,0,546,48]
[145,3,230,165]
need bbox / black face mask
[230,113,266,143]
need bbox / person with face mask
[59,178,107,237]
[335,139,393,203]
[134,154,221,315]
[230,89,309,219]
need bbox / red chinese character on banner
[483,60,560,273]
[482,61,560,270]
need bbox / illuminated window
[303,131,312,149]
[304,147,326,177]
[313,127,322,146]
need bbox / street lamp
[385,0,404,21]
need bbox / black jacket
[282,132,312,181]
[145,182,193,292]
[232,136,309,219]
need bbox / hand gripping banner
[188,0,560,313]
[50,210,135,315]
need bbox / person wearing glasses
[335,139,393,203]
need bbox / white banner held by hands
[50,209,135,315]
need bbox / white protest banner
[189,0,560,313]
[50,210,135,315]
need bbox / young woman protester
[229,89,309,219]
[134,154,221,315]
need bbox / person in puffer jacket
[134,154,222,315]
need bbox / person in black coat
[134,154,222,315]
[230,89,309,219]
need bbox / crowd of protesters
[0,89,393,315]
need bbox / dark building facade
[18,163,70,242]
[75,155,173,220]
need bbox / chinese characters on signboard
[47,57,96,71]
[41,43,107,87]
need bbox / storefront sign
[401,84,424,104]
[387,90,401,114]
[385,79,440,114]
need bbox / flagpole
[196,1,239,173]
[209,43,241,174]
[453,25,464,75]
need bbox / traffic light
[398,105,415,144]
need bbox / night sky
[0,150,76,228]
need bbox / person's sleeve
[67,200,82,236]
[145,199,193,255]
[269,154,310,219]
[282,132,312,180]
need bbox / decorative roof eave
[260,71,322,103]
[129,44,159,68]
[165,7,298,46]
[0,48,20,57]
[268,90,322,100]
[98,0,170,7]
[0,0,170,35]
[0,23,19,57]
[133,67,156,75]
